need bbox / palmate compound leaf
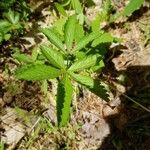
[69,72,109,101]
[16,64,61,80]
[122,0,144,17]
[57,74,73,127]
[40,28,66,53]
[68,55,99,72]
[64,15,77,51]
[72,32,102,53]
[40,45,65,69]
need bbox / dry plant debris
[0,0,150,150]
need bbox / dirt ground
[0,0,150,150]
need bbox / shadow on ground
[99,65,150,150]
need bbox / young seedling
[0,10,22,43]
[15,15,114,127]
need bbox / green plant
[111,0,145,22]
[59,0,83,14]
[24,117,53,148]
[57,0,84,24]
[0,0,30,16]
[0,0,15,11]
[0,9,23,43]
[0,141,4,150]
[14,14,117,127]
[0,0,30,44]
[121,0,144,17]
[90,0,145,24]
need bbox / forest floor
[0,0,150,150]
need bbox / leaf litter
[0,0,150,150]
